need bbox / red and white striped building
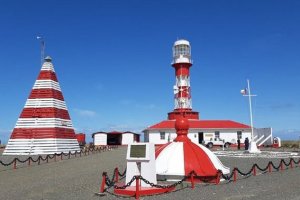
[3,56,80,155]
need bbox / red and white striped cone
[4,56,80,155]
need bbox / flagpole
[241,79,260,153]
[247,79,254,141]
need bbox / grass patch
[281,140,300,148]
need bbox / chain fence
[0,145,118,169]
[99,157,300,199]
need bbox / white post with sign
[126,143,157,187]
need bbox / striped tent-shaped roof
[4,56,80,155]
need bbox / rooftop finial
[44,56,52,62]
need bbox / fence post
[280,160,284,171]
[38,156,41,165]
[28,158,31,166]
[135,176,140,200]
[252,165,256,176]
[46,155,49,163]
[61,153,63,160]
[191,173,195,189]
[13,158,17,170]
[233,168,237,182]
[215,171,221,185]
[268,162,272,173]
[100,173,106,193]
[115,168,119,183]
[54,153,57,162]
[290,159,294,169]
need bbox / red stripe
[29,89,64,100]
[174,64,191,76]
[10,128,76,139]
[19,108,70,119]
[37,71,58,81]
[183,141,218,176]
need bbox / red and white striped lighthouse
[155,39,230,181]
[168,39,199,120]
[3,56,80,155]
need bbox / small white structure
[92,131,140,145]
[273,137,281,148]
[126,143,156,187]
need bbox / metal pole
[247,79,254,141]
[37,36,45,67]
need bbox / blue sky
[0,0,299,143]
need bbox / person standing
[237,138,241,150]
[244,137,249,150]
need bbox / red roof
[146,120,251,130]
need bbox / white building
[92,131,140,146]
[144,119,253,147]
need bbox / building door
[198,132,204,144]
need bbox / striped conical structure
[3,56,80,155]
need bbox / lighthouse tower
[168,39,199,120]
[3,56,80,155]
[155,39,230,181]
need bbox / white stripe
[156,142,185,176]
[41,62,55,72]
[15,118,73,129]
[25,98,67,110]
[33,80,61,91]
[197,143,230,174]
[3,138,80,155]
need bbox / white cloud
[73,108,97,117]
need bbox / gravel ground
[0,147,299,200]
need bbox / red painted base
[114,185,175,197]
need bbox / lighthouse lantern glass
[174,44,190,58]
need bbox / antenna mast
[37,36,45,67]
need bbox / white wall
[149,132,166,144]
[122,133,134,145]
[147,129,252,145]
[188,132,198,144]
[94,134,107,145]
[239,132,251,143]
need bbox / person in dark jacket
[237,138,241,150]
[244,137,249,150]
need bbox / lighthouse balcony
[172,56,192,64]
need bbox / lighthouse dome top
[174,39,190,46]
[172,39,192,64]
[44,56,52,62]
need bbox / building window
[144,132,149,142]
[215,131,220,138]
[237,131,242,139]
[160,132,165,140]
